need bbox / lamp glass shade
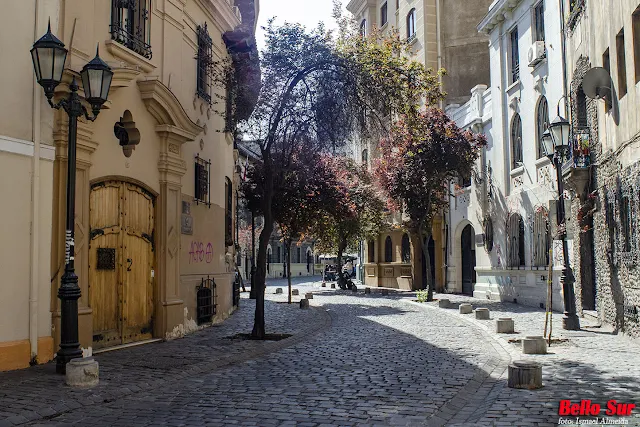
[541,129,554,158]
[30,22,67,96]
[80,46,113,108]
[549,115,570,150]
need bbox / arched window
[401,234,411,263]
[536,97,549,159]
[384,236,393,262]
[507,213,525,268]
[362,149,368,165]
[407,9,416,39]
[360,19,367,37]
[368,240,375,263]
[511,114,523,169]
[533,207,550,267]
[576,85,588,128]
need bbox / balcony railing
[110,0,152,59]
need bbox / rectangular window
[510,27,520,83]
[225,178,233,246]
[616,29,627,99]
[603,48,611,112]
[110,0,152,59]
[633,6,640,83]
[195,154,211,207]
[534,2,545,42]
[381,2,388,27]
[196,24,213,104]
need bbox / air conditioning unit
[528,41,546,67]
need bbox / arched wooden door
[89,181,155,349]
[461,225,476,296]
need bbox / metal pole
[249,209,256,299]
[555,156,581,330]
[56,79,83,374]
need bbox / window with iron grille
[510,27,520,83]
[511,114,523,169]
[110,0,152,59]
[537,97,549,159]
[195,154,211,207]
[225,177,233,246]
[534,2,545,42]
[401,234,411,263]
[407,9,416,40]
[360,20,367,38]
[533,207,549,267]
[368,240,375,263]
[507,213,525,268]
[196,276,216,325]
[196,23,213,104]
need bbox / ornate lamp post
[31,22,113,373]
[541,113,581,331]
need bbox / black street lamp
[31,22,113,373]
[541,111,581,331]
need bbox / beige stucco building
[0,0,259,371]
[347,0,492,290]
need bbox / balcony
[562,127,591,198]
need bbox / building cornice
[346,0,376,16]
[478,0,523,34]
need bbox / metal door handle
[127,258,132,271]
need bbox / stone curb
[403,299,512,427]
[11,305,333,426]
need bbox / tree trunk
[287,238,292,304]
[336,238,346,287]
[417,221,434,301]
[252,215,272,339]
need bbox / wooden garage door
[89,181,155,349]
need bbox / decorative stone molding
[138,78,203,140]
[105,40,156,73]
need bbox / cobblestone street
[1,281,639,426]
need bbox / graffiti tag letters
[188,241,214,264]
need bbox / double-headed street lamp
[31,22,113,373]
[541,105,581,331]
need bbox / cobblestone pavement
[1,282,639,426]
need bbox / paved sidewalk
[411,292,640,427]
[0,298,329,427]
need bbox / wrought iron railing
[196,276,216,325]
[196,23,212,103]
[110,0,152,59]
[195,154,211,207]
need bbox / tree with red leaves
[374,108,486,300]
[312,156,384,287]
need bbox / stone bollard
[459,303,473,314]
[66,357,99,388]
[275,288,283,294]
[322,282,326,287]
[438,299,450,308]
[305,292,313,300]
[381,289,389,296]
[292,289,299,296]
[508,360,543,389]
[365,288,371,294]
[475,308,490,320]
[522,336,547,354]
[496,318,515,333]
[299,299,309,309]
[331,283,336,289]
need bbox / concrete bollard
[496,318,515,333]
[292,289,299,296]
[299,299,309,309]
[438,299,450,308]
[459,303,473,314]
[381,289,389,296]
[305,292,313,300]
[275,288,283,294]
[364,288,371,294]
[475,308,490,320]
[322,282,326,287]
[508,360,543,389]
[331,283,336,289]
[65,357,99,388]
[522,336,547,354]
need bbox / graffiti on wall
[189,241,214,264]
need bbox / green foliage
[416,290,429,303]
